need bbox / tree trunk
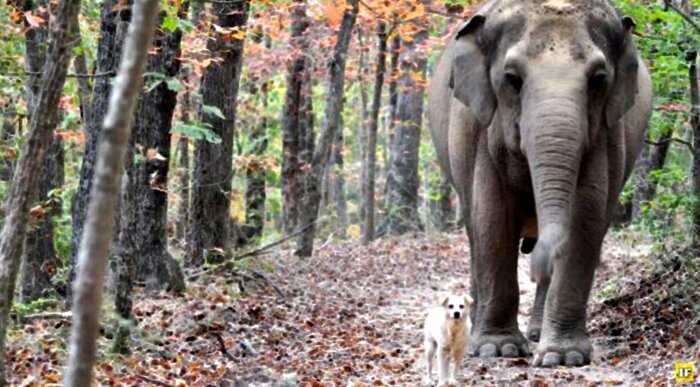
[65,2,160,383]
[295,0,359,257]
[428,172,453,231]
[330,122,348,238]
[187,1,249,266]
[175,135,189,242]
[689,50,700,249]
[383,30,427,235]
[71,0,129,295]
[115,5,188,304]
[0,101,16,181]
[361,23,387,244]
[20,135,64,302]
[631,130,673,220]
[281,0,311,235]
[19,0,64,303]
[243,33,270,244]
[174,3,203,246]
[383,35,401,199]
[0,0,80,383]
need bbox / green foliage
[172,120,222,143]
[11,298,59,321]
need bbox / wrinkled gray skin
[427,0,652,367]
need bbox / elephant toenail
[520,343,531,356]
[542,352,562,367]
[565,351,584,366]
[479,343,498,358]
[501,343,519,357]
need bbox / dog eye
[459,305,464,309]
[448,304,454,309]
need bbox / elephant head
[450,0,641,282]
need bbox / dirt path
[7,232,689,385]
[242,233,677,386]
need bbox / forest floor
[7,231,700,386]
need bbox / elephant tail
[529,225,567,283]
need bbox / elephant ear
[450,14,495,128]
[606,17,639,127]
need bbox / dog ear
[440,295,450,307]
[464,295,474,306]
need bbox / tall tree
[384,27,427,234]
[0,0,80,382]
[296,0,359,257]
[19,0,66,302]
[71,0,129,292]
[65,2,160,383]
[689,50,700,249]
[0,100,16,182]
[114,2,188,300]
[242,31,270,243]
[361,22,387,244]
[281,0,311,235]
[187,0,250,265]
[174,2,203,245]
[329,121,347,237]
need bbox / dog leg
[424,338,436,385]
[437,348,450,386]
[449,348,465,384]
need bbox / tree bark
[64,2,160,384]
[383,35,401,198]
[689,50,700,249]
[115,5,188,301]
[281,0,311,235]
[0,101,16,181]
[19,0,64,303]
[361,23,387,244]
[242,33,270,244]
[71,0,129,294]
[428,172,453,231]
[174,3,203,246]
[329,122,348,237]
[384,30,427,235]
[631,130,673,220]
[295,0,359,257]
[187,1,249,266]
[0,0,80,383]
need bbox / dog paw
[448,377,458,385]
[422,377,434,386]
[470,332,530,358]
[532,334,592,367]
[436,381,450,387]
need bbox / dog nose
[453,312,460,319]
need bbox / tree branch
[664,0,700,33]
[646,137,694,150]
[0,70,115,78]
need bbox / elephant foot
[532,333,592,367]
[470,331,529,358]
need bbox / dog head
[440,294,474,320]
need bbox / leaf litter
[6,232,699,385]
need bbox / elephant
[427,0,652,367]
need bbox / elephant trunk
[522,92,585,283]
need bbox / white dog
[423,294,473,386]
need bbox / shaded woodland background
[0,0,699,385]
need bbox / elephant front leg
[468,150,528,358]
[533,214,605,366]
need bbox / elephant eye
[504,71,523,94]
[589,70,608,91]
